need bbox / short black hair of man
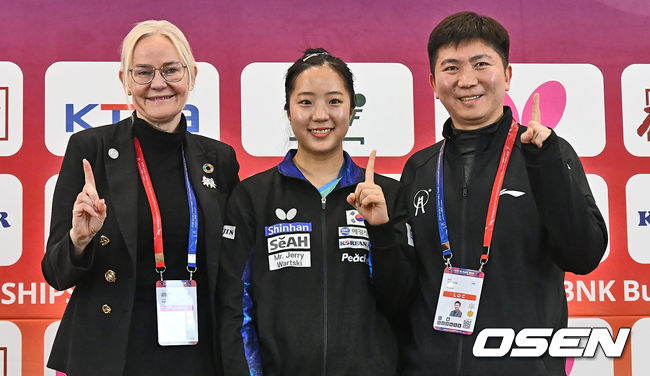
[427,11,509,75]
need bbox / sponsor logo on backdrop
[0,321,21,376]
[65,103,199,132]
[632,318,650,374]
[637,89,650,141]
[622,65,650,156]
[0,62,23,156]
[45,62,220,156]
[0,175,21,266]
[241,62,414,157]
[0,283,73,305]
[626,174,650,263]
[434,64,606,157]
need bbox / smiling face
[430,39,512,130]
[120,34,193,132]
[287,65,352,159]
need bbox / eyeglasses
[129,62,187,85]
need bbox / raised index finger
[82,159,97,189]
[531,92,541,124]
[365,149,376,183]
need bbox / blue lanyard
[181,147,199,274]
[436,141,451,259]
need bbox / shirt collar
[277,149,365,188]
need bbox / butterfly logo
[275,208,297,220]
[505,80,566,129]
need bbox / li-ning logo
[504,81,566,129]
[472,327,630,358]
[413,189,431,216]
[275,208,297,220]
[499,189,525,198]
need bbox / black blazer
[42,116,239,375]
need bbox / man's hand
[520,93,552,148]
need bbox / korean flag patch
[346,210,365,226]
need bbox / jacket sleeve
[365,177,417,317]
[42,133,98,290]
[522,130,608,274]
[219,185,264,376]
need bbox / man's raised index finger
[365,149,376,183]
[531,92,541,124]
[82,159,97,188]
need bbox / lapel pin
[100,235,110,246]
[202,163,214,174]
[202,176,216,189]
[108,148,119,160]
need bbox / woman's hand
[346,150,389,226]
[69,159,107,256]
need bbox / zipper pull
[463,185,469,197]
[321,197,327,210]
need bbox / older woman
[42,20,239,375]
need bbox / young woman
[219,48,413,376]
[42,20,239,375]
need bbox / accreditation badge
[433,267,484,335]
[155,280,199,346]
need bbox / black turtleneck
[124,114,215,375]
[449,115,501,184]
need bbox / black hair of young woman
[284,48,356,111]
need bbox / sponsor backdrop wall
[0,0,648,374]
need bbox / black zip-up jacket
[399,108,607,375]
[219,150,414,376]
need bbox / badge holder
[432,121,518,336]
[433,264,484,335]
[155,270,199,346]
[135,137,201,346]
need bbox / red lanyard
[480,120,519,270]
[436,120,519,271]
[134,137,165,270]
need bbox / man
[399,11,607,375]
[449,301,462,318]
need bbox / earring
[127,91,132,96]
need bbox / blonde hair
[120,20,196,94]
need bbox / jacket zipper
[321,196,328,376]
[456,174,469,374]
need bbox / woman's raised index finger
[365,150,376,183]
[82,159,97,188]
